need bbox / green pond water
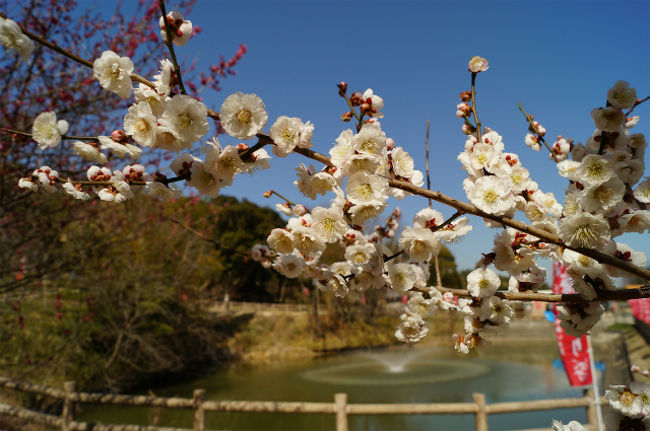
[79,346,591,430]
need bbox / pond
[79,345,590,430]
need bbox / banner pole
[587,333,604,431]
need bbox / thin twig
[470,73,482,141]
[625,95,650,117]
[1,128,99,142]
[425,119,431,209]
[158,0,187,95]
[168,217,249,256]
[517,102,559,162]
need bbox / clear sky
[93,0,650,275]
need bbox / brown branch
[415,285,650,304]
[2,11,165,95]
[279,142,650,282]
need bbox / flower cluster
[8,4,649,366]
[452,77,648,347]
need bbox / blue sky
[92,1,650,274]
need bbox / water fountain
[301,347,491,386]
[364,348,424,373]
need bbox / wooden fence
[0,376,605,431]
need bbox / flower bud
[461,123,476,135]
[111,129,127,142]
[350,91,363,106]
[459,91,472,102]
[468,56,489,73]
[337,81,347,94]
[293,204,308,216]
[263,190,273,198]
[386,138,395,150]
[341,111,353,122]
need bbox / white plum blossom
[606,385,644,419]
[160,94,209,148]
[270,116,311,157]
[399,227,440,262]
[395,312,428,343]
[18,177,38,191]
[607,80,637,110]
[153,59,175,95]
[294,164,337,199]
[351,123,386,157]
[580,177,626,214]
[220,92,268,140]
[465,176,515,216]
[62,181,91,200]
[591,106,625,132]
[466,267,500,298]
[361,88,384,118]
[558,302,603,337]
[87,166,112,182]
[390,147,415,178]
[187,161,219,197]
[134,84,166,116]
[346,171,388,205]
[311,206,347,243]
[413,208,444,230]
[525,133,541,151]
[32,166,59,192]
[388,263,417,294]
[436,217,473,243]
[576,154,614,186]
[0,18,34,61]
[478,296,513,325]
[273,253,305,279]
[468,56,489,73]
[170,152,200,176]
[92,50,134,99]
[72,141,107,164]
[32,112,68,150]
[123,102,157,147]
[344,243,376,266]
[267,228,294,254]
[329,129,354,168]
[159,11,193,46]
[98,136,142,159]
[560,212,611,249]
[634,178,650,203]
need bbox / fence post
[585,388,597,428]
[61,381,76,431]
[193,389,206,431]
[334,393,348,431]
[473,393,488,431]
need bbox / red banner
[552,262,593,387]
[629,298,650,324]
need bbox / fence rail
[0,376,604,431]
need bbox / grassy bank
[222,306,464,365]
